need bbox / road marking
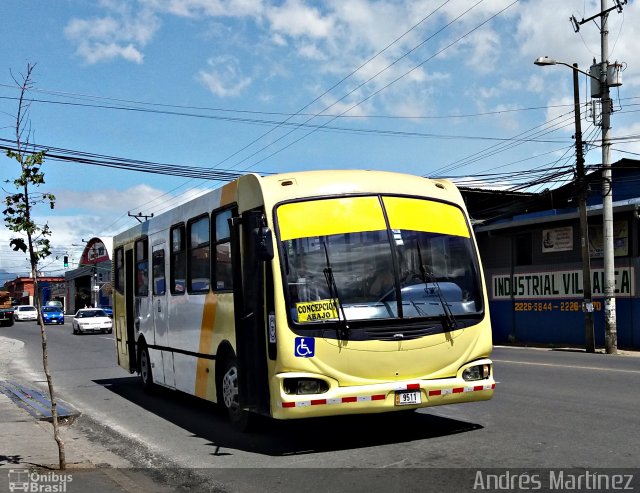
[494,359,640,374]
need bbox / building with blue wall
[465,158,640,350]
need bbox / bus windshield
[277,195,483,325]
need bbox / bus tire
[139,344,155,393]
[220,355,253,431]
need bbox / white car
[72,308,113,335]
[14,305,38,321]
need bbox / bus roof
[113,170,464,244]
[255,169,461,207]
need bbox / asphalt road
[1,320,639,492]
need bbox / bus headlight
[283,378,329,395]
[462,364,491,381]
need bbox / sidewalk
[0,336,171,493]
[495,342,640,356]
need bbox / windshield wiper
[321,241,350,341]
[424,270,458,331]
[415,240,457,331]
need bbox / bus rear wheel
[220,356,253,431]
[139,344,154,393]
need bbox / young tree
[3,63,66,470]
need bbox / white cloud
[55,184,167,215]
[140,0,264,18]
[476,86,501,100]
[198,56,252,97]
[65,4,160,64]
[544,95,575,135]
[526,74,545,94]
[76,42,144,64]
[387,94,431,119]
[317,94,371,118]
[461,29,502,75]
[61,0,523,116]
[2,185,211,274]
[65,16,119,40]
[265,0,334,40]
[0,213,107,275]
[488,103,522,132]
[513,0,640,92]
[611,121,640,162]
[271,32,288,47]
[297,43,327,61]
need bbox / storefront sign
[492,268,634,300]
[542,227,573,253]
[589,220,628,257]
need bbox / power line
[429,116,576,177]
[4,79,640,122]
[0,93,581,122]
[38,1,456,228]
[0,137,259,180]
[231,0,521,172]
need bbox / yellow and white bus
[112,170,495,429]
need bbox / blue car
[99,306,113,317]
[42,306,64,325]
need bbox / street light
[534,57,592,75]
[534,57,596,353]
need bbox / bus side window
[115,247,125,294]
[213,208,234,291]
[152,248,166,296]
[170,224,186,294]
[188,215,210,293]
[135,238,149,297]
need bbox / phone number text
[513,301,602,312]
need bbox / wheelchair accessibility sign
[295,337,315,358]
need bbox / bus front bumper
[272,359,495,420]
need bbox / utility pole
[128,211,154,224]
[90,245,98,308]
[600,0,617,354]
[535,56,600,352]
[572,0,625,354]
[572,64,596,353]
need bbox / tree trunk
[33,275,66,469]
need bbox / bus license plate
[395,390,421,406]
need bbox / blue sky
[1,0,639,279]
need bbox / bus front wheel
[220,356,253,431]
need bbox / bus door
[230,209,272,415]
[119,248,137,372]
[152,243,174,387]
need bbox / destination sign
[295,299,339,323]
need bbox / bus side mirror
[255,227,274,261]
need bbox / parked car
[72,308,112,335]
[42,306,64,325]
[14,305,37,322]
[0,290,14,327]
[99,305,113,317]
[0,307,14,327]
